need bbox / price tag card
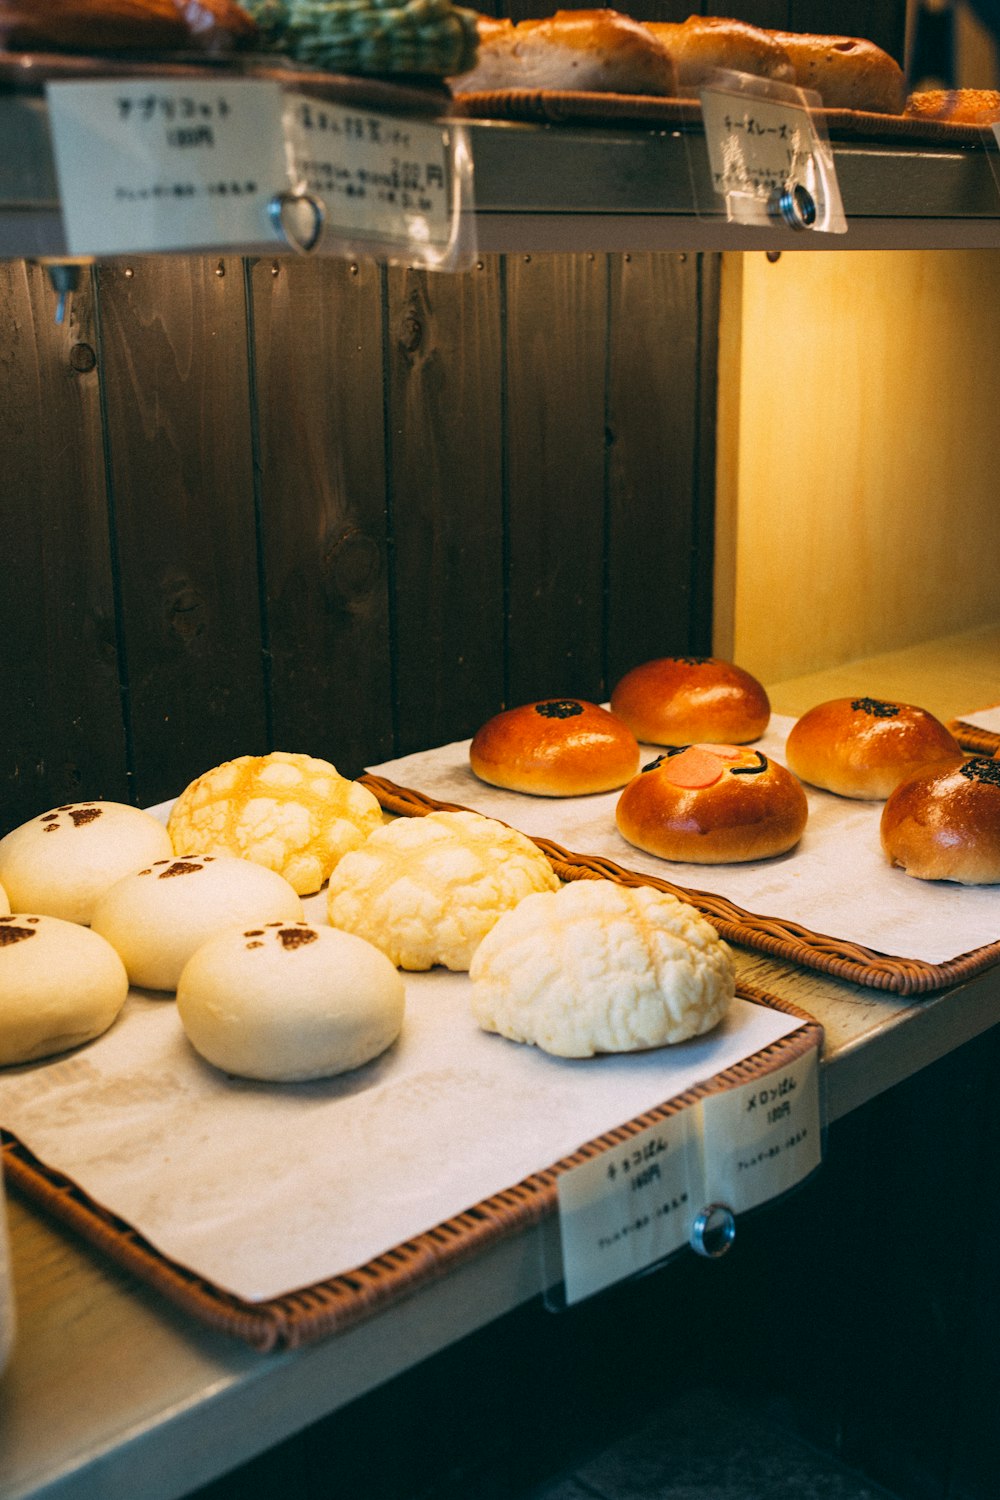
[556,1110,699,1306]
[699,72,847,233]
[46,79,289,256]
[284,95,471,266]
[698,1044,822,1217]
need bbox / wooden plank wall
[0,247,718,832]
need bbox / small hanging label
[698,1043,822,1215]
[283,95,468,265]
[45,79,290,256]
[556,1110,699,1306]
[700,72,847,233]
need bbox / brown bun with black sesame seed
[469,699,640,797]
[785,697,963,801]
[880,755,1000,885]
[610,657,770,746]
[615,744,807,864]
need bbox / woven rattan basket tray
[948,708,1000,757]
[2,972,818,1352]
[360,775,1000,997]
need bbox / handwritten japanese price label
[45,79,289,255]
[556,1111,699,1305]
[284,96,462,259]
[698,1044,822,1216]
[700,79,846,232]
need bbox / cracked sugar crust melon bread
[167,751,383,895]
[470,879,735,1058]
[0,914,129,1065]
[327,809,560,971]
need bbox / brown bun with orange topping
[785,697,963,800]
[470,698,640,797]
[615,744,807,864]
[880,755,1000,885]
[610,656,770,746]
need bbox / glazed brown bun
[785,696,963,800]
[767,31,905,114]
[0,0,257,53]
[470,698,639,796]
[610,656,770,746]
[450,10,677,96]
[645,15,794,92]
[616,744,807,864]
[904,89,1000,125]
[881,755,1000,884]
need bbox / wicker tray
[448,89,996,146]
[2,972,818,1352]
[360,774,1000,997]
[948,706,1000,756]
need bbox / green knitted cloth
[246,0,478,77]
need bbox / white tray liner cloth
[0,955,799,1303]
[961,705,1000,733]
[370,713,1000,968]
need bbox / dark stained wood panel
[0,260,127,833]
[605,250,708,690]
[504,251,608,706]
[386,258,505,755]
[94,256,266,807]
[248,256,393,779]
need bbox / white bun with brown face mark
[880,755,1000,884]
[785,696,963,800]
[0,914,129,1065]
[615,743,808,864]
[469,698,639,796]
[610,657,771,746]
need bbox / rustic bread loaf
[645,15,794,92]
[0,0,257,53]
[450,8,677,95]
[767,30,905,113]
[904,88,1000,124]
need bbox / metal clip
[268,191,326,255]
[769,183,817,232]
[690,1202,736,1259]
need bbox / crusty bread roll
[881,755,1000,885]
[767,31,905,114]
[616,743,807,864]
[785,696,963,800]
[610,656,770,746]
[904,89,1000,125]
[469,698,639,796]
[91,853,304,991]
[0,913,129,1066]
[450,9,677,96]
[0,0,257,53]
[0,800,173,926]
[645,15,794,92]
[177,921,406,1081]
[470,879,735,1056]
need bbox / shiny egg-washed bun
[881,755,1000,885]
[610,656,770,747]
[785,696,963,800]
[470,698,639,796]
[615,743,807,864]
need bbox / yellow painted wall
[715,248,1000,687]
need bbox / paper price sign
[698,1044,822,1216]
[46,79,290,256]
[556,1111,699,1306]
[284,95,460,259]
[700,77,846,233]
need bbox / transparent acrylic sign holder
[686,70,847,236]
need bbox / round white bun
[176,921,406,1081]
[91,854,304,992]
[469,879,735,1057]
[0,801,173,925]
[0,913,129,1065]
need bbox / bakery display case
[2,2,1000,1498]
